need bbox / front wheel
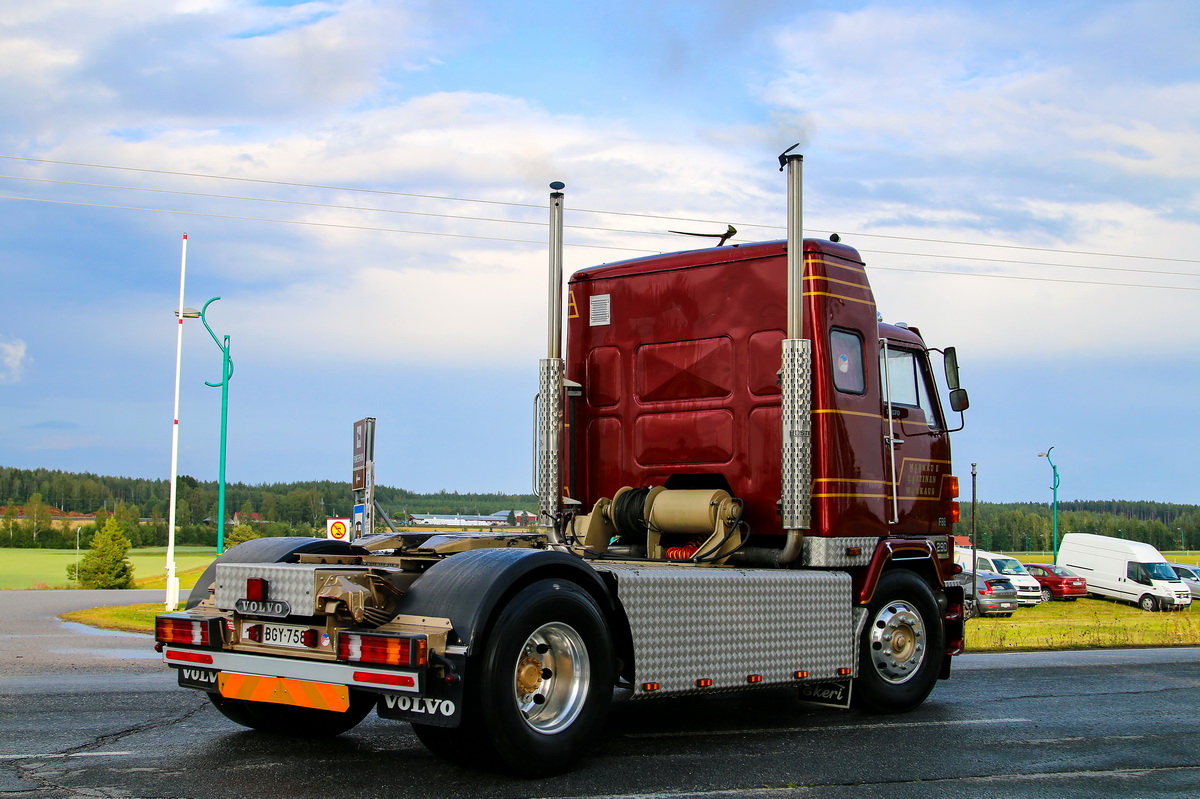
[1139,594,1159,612]
[474,579,614,776]
[852,570,944,714]
[1040,587,1053,603]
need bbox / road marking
[0,751,132,760]
[626,717,1029,738]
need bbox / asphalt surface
[1,590,1199,798]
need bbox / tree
[22,493,53,543]
[225,524,261,548]
[68,518,135,589]
[506,509,517,526]
[2,500,17,542]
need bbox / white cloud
[0,336,28,383]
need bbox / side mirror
[944,347,961,390]
[949,388,970,413]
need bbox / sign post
[352,418,376,540]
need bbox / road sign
[326,518,350,541]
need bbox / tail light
[155,614,221,647]
[337,632,428,668]
[978,582,992,596]
[943,475,961,524]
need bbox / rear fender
[394,548,612,656]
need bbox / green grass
[0,547,217,590]
[966,597,1199,651]
[61,603,163,634]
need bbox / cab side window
[830,329,865,394]
[1127,562,1149,583]
[881,346,946,430]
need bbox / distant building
[407,510,536,527]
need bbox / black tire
[1040,588,1053,604]
[467,579,613,776]
[206,690,374,737]
[1139,594,1159,612]
[853,570,944,714]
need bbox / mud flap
[376,651,466,728]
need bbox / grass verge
[61,603,162,635]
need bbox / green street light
[200,296,234,554]
[1038,448,1060,561]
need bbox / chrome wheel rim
[868,600,926,684]
[513,622,590,734]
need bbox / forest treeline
[1,465,1196,553]
[1,465,536,550]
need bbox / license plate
[260,622,309,649]
[999,602,1015,609]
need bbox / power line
[0,173,693,242]
[869,264,1200,291]
[3,191,1196,293]
[0,193,657,254]
[4,152,1197,267]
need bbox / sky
[0,0,1197,504]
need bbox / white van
[1056,533,1192,612]
[954,547,1042,606]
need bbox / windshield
[1145,562,1179,581]
[992,557,1028,577]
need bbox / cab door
[880,341,951,533]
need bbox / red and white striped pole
[165,233,188,611]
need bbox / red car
[1024,563,1088,602]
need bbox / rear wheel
[471,579,614,776]
[852,570,944,714]
[1040,587,1053,603]
[1139,594,1159,612]
[207,690,374,737]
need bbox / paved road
[2,590,1199,798]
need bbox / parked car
[1023,563,1088,602]
[1057,533,1191,611]
[953,569,1019,618]
[1168,564,1200,599]
[955,547,1042,606]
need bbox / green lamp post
[200,296,233,554]
[1038,447,1060,561]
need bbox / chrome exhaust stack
[537,183,567,541]
[778,146,811,563]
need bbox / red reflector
[166,650,214,665]
[695,678,713,688]
[747,674,763,684]
[642,682,661,692]
[302,629,319,648]
[845,547,862,556]
[352,671,417,688]
[246,624,262,642]
[246,578,268,602]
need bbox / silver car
[1168,564,1200,599]
[954,570,1019,618]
